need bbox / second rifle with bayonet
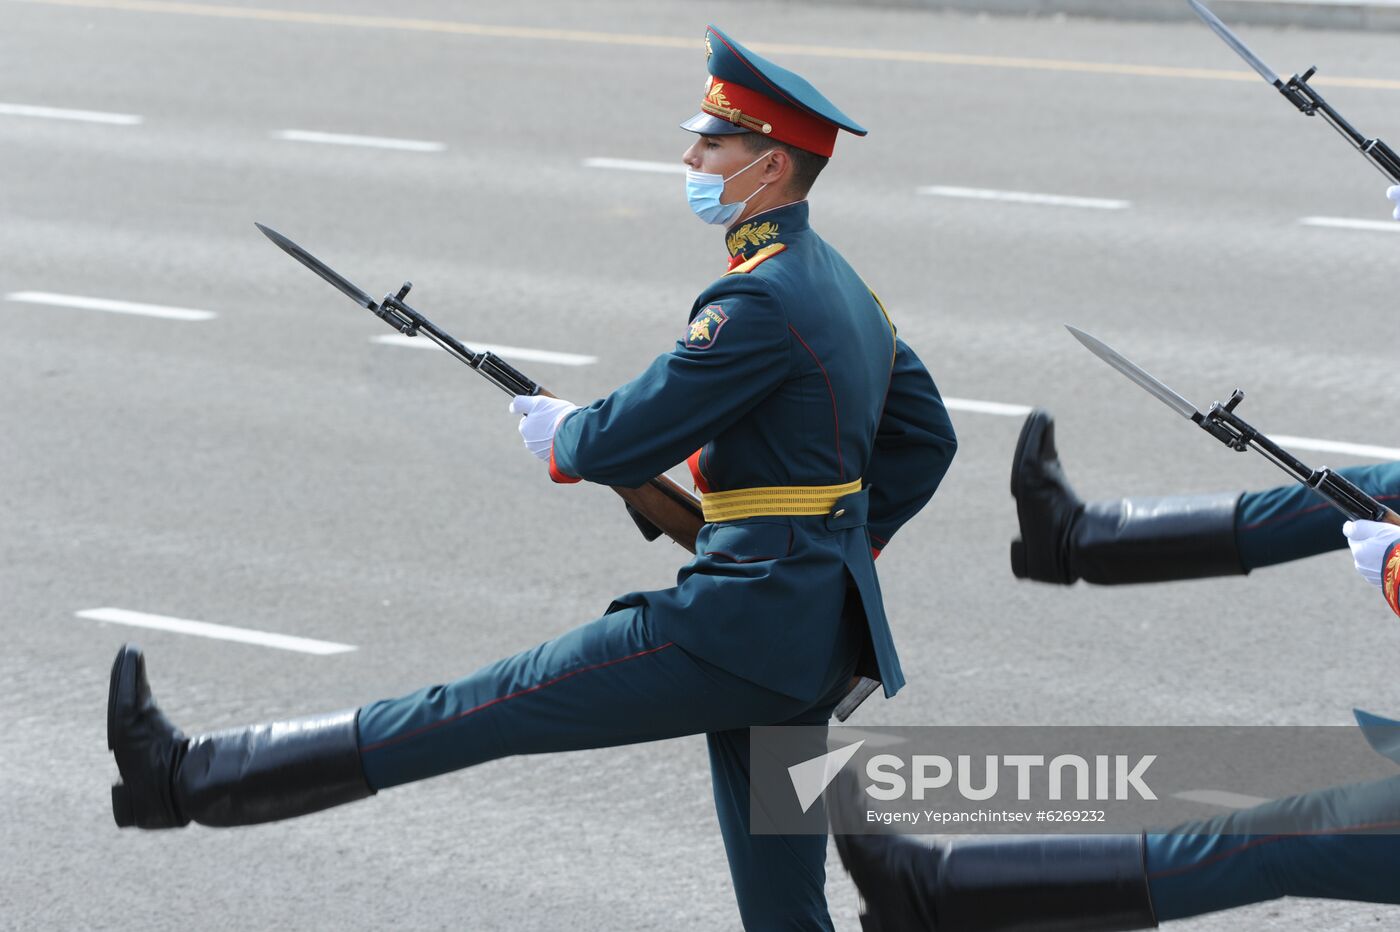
[1068,325,1400,527]
[1189,0,1400,185]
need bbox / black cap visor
[680,112,751,136]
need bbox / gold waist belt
[701,479,862,523]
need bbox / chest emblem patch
[686,304,728,350]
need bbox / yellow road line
[12,0,1400,91]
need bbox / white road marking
[1172,789,1271,809]
[1299,216,1400,234]
[273,129,446,152]
[831,727,908,749]
[583,157,687,174]
[76,608,356,655]
[373,334,597,366]
[944,397,1397,460]
[6,291,216,321]
[918,186,1131,210]
[0,102,142,125]
[1272,435,1400,462]
[944,397,1034,418]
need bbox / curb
[809,0,1400,32]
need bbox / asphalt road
[3,0,1400,929]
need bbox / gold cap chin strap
[701,99,773,135]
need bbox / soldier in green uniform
[819,186,1400,930]
[831,762,1400,931]
[106,26,957,931]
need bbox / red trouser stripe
[1146,818,1400,880]
[360,641,677,754]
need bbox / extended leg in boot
[107,643,374,830]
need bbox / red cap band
[702,77,838,158]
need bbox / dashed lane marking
[1271,435,1400,462]
[76,607,357,655]
[273,129,445,152]
[373,334,597,366]
[583,158,686,174]
[1172,789,1272,809]
[943,398,1399,460]
[6,291,216,321]
[1299,216,1400,234]
[919,186,1131,210]
[0,101,142,124]
[944,397,1034,418]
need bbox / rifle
[254,223,705,550]
[1188,0,1400,184]
[255,223,884,720]
[1068,325,1400,526]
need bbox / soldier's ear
[762,148,790,184]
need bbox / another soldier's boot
[836,830,1157,931]
[1010,409,1245,585]
[107,643,374,829]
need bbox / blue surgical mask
[686,151,773,226]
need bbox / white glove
[1343,519,1400,589]
[509,394,579,462]
[1389,185,1400,221]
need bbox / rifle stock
[534,389,704,551]
[614,477,704,553]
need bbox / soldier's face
[682,134,769,203]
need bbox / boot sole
[1009,410,1049,580]
[833,835,884,932]
[835,832,931,932]
[111,784,134,828]
[1008,407,1048,502]
[107,645,138,828]
[107,644,137,753]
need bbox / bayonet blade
[1066,325,1202,420]
[255,222,379,310]
[1187,0,1282,87]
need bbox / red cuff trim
[1383,539,1400,618]
[548,439,580,484]
[871,547,882,561]
[687,447,712,495]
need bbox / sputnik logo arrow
[788,740,866,813]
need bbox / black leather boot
[108,644,375,829]
[1010,410,1246,585]
[1009,409,1081,584]
[837,829,1158,931]
[834,824,938,931]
